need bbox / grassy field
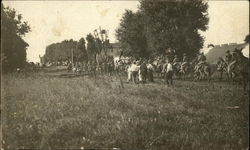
[1,67,249,150]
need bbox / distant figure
[147,60,154,82]
[181,53,189,67]
[166,48,175,62]
[107,60,114,76]
[139,60,148,83]
[127,62,132,82]
[227,49,239,75]
[67,62,72,72]
[182,53,188,63]
[16,68,21,73]
[163,60,174,85]
[130,61,140,83]
[173,55,180,65]
[224,50,232,65]
[195,52,206,72]
[216,57,227,80]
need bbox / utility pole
[71,48,74,68]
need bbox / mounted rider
[172,54,181,72]
[181,53,189,66]
[227,48,239,72]
[147,59,154,82]
[173,55,180,65]
[180,53,189,72]
[139,59,148,83]
[217,57,226,71]
[166,48,175,63]
[195,52,207,72]
[224,50,232,65]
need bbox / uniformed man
[163,59,174,85]
[228,49,239,71]
[224,50,232,65]
[166,48,175,62]
[147,59,154,82]
[196,52,206,71]
[173,55,180,65]
[139,60,148,83]
[181,53,189,70]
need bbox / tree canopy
[116,0,209,59]
[44,39,78,63]
[1,3,31,72]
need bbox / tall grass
[1,71,249,149]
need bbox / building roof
[205,43,247,64]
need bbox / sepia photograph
[1,0,249,149]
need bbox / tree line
[116,0,209,59]
[1,3,31,72]
[43,30,112,66]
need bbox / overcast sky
[2,1,249,62]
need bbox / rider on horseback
[224,50,232,65]
[181,53,188,66]
[180,53,189,72]
[166,48,175,62]
[195,52,207,72]
[173,55,180,66]
[227,49,239,72]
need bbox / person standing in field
[163,59,174,86]
[147,59,154,82]
[126,61,132,82]
[130,60,140,83]
[139,60,148,83]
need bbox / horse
[216,57,229,81]
[172,62,182,79]
[153,59,164,78]
[193,62,216,82]
[179,62,193,80]
[228,49,249,91]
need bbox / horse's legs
[241,73,248,92]
[219,71,223,81]
[226,71,230,81]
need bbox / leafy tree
[116,10,149,59]
[86,33,98,62]
[116,0,209,59]
[141,0,208,58]
[76,38,88,62]
[44,39,77,64]
[1,3,31,72]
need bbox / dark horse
[216,57,229,81]
[229,48,249,91]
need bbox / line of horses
[67,49,248,91]
[152,52,248,91]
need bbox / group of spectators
[126,58,175,85]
